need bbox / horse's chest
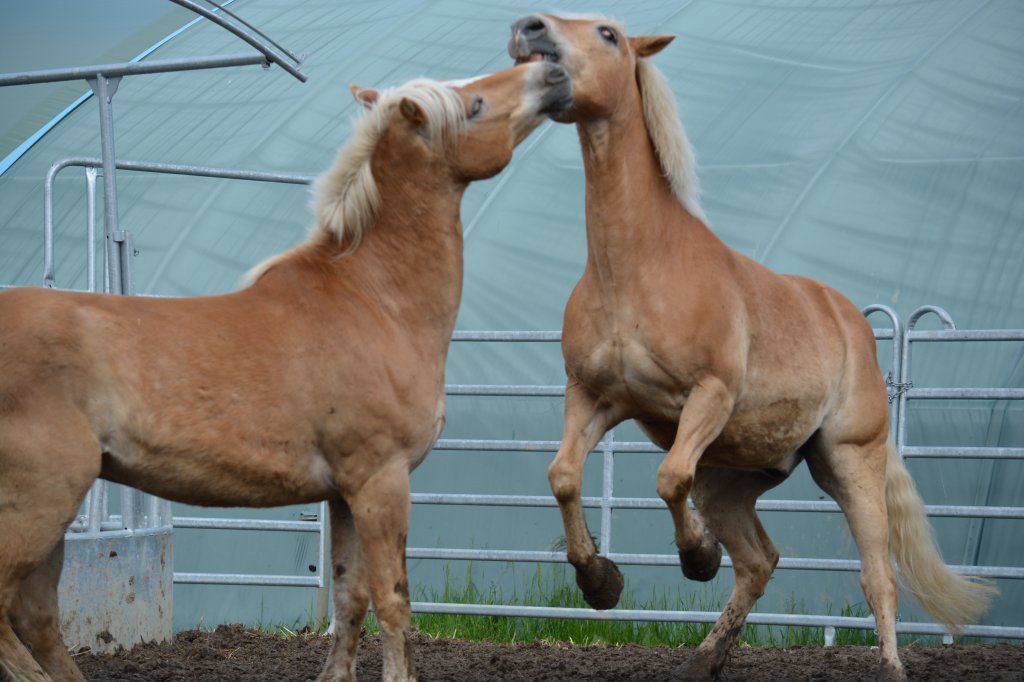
[567,334,687,418]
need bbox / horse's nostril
[525,20,545,32]
[544,64,568,85]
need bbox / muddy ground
[78,625,1024,681]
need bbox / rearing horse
[0,62,572,682]
[510,13,994,681]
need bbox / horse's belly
[703,397,823,468]
[101,437,337,507]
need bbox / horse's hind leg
[807,435,903,681]
[0,414,99,681]
[10,543,85,681]
[319,499,369,682]
[679,466,781,681]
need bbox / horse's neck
[577,93,715,291]
[365,170,465,333]
[257,166,465,346]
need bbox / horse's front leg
[548,381,624,609]
[318,499,369,682]
[349,463,416,682]
[655,377,734,581]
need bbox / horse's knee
[548,459,580,503]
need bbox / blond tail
[885,444,997,631]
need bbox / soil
[78,625,1024,681]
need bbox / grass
[354,563,884,648]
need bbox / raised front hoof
[574,555,624,610]
[680,531,723,582]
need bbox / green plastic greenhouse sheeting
[0,1,1021,632]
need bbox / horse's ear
[629,35,675,58]
[350,84,379,109]
[399,97,427,128]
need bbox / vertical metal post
[85,167,98,292]
[87,74,123,295]
[600,429,614,555]
[317,500,330,589]
[823,626,836,647]
[87,481,107,533]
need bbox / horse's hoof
[680,530,722,582]
[574,555,624,610]
[876,662,907,682]
[678,649,722,681]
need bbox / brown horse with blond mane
[509,13,994,681]
[0,62,571,682]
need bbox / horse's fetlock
[656,469,692,504]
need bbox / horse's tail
[885,443,997,631]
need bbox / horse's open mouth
[514,50,559,65]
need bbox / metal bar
[600,430,614,554]
[50,156,313,184]
[446,384,564,396]
[43,156,313,286]
[404,548,1024,578]
[317,501,330,589]
[451,331,561,342]
[862,304,902,430]
[407,602,1024,639]
[200,0,302,64]
[85,168,97,291]
[907,329,1024,342]
[172,517,322,532]
[902,446,1024,459]
[88,75,123,295]
[908,387,1024,400]
[409,492,1024,518]
[0,53,269,87]
[166,0,306,82]
[433,437,660,453]
[174,572,320,587]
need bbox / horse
[509,13,994,681]
[0,61,572,682]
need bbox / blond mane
[244,79,465,286]
[635,58,705,221]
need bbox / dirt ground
[78,625,1024,681]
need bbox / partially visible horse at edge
[0,61,572,682]
[509,13,995,681]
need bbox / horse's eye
[598,26,618,45]
[470,96,484,118]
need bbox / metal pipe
[174,572,320,587]
[600,430,614,554]
[0,53,270,87]
[88,75,123,295]
[166,0,306,82]
[173,517,321,531]
[85,168,98,291]
[200,0,302,64]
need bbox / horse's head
[508,13,673,123]
[350,61,571,183]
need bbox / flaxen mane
[635,57,705,221]
[244,79,466,285]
